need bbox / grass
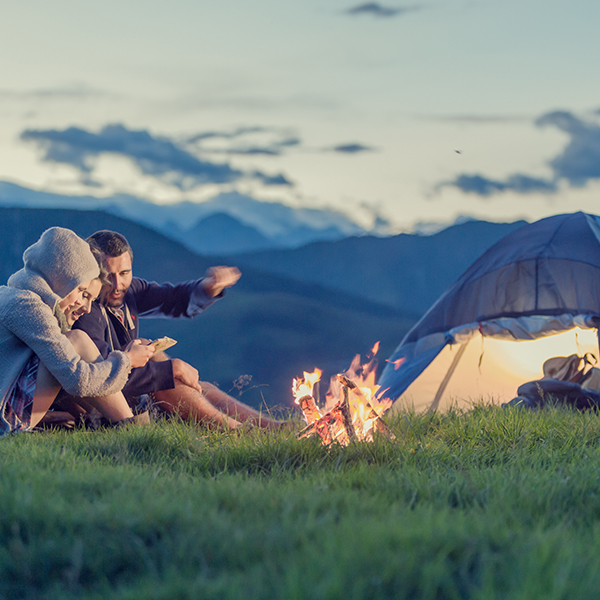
[3,405,600,599]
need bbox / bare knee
[64,329,100,362]
[199,381,218,393]
[64,329,91,348]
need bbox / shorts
[3,355,40,433]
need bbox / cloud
[254,172,294,186]
[187,126,269,144]
[447,174,557,196]
[0,82,106,101]
[344,2,420,18]
[189,126,373,158]
[213,137,301,156]
[188,127,301,156]
[80,177,103,188]
[331,143,375,154]
[535,110,600,187]
[442,109,600,196]
[226,147,281,156]
[276,137,302,149]
[421,113,528,124]
[21,124,293,189]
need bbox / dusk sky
[2,0,600,231]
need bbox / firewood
[340,385,358,442]
[373,415,395,439]
[336,374,378,416]
[337,374,394,440]
[297,412,332,443]
[326,403,350,445]
[297,394,322,425]
[297,402,349,445]
[297,374,394,446]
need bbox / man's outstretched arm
[201,266,241,298]
[133,266,241,319]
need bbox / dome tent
[378,212,600,412]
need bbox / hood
[7,227,99,305]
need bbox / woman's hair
[88,241,111,293]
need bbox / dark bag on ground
[503,353,600,410]
[505,379,600,410]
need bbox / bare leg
[200,381,285,428]
[150,351,286,429]
[153,383,242,429]
[29,362,63,429]
[31,330,134,427]
[31,363,119,428]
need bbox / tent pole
[427,342,469,413]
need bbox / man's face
[103,252,133,308]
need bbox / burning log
[292,344,396,447]
[340,386,358,443]
[297,401,349,445]
[336,375,395,441]
[297,394,322,425]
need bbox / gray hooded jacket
[0,227,131,434]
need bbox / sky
[1,0,600,232]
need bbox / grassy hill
[0,207,414,407]
[3,406,600,598]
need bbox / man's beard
[104,288,128,308]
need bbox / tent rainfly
[378,212,600,412]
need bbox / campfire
[292,343,395,446]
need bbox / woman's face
[59,279,101,325]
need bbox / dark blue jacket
[73,277,219,399]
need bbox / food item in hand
[149,336,177,356]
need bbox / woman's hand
[124,339,155,368]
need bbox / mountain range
[0,181,367,254]
[228,219,527,315]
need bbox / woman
[59,243,108,331]
[49,247,151,427]
[42,253,110,427]
[0,227,154,435]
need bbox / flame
[293,343,394,446]
[385,357,406,371]
[293,369,323,425]
[292,368,322,399]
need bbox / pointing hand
[202,266,241,297]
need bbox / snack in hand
[149,336,177,356]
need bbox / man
[73,230,283,429]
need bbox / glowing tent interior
[378,212,600,412]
